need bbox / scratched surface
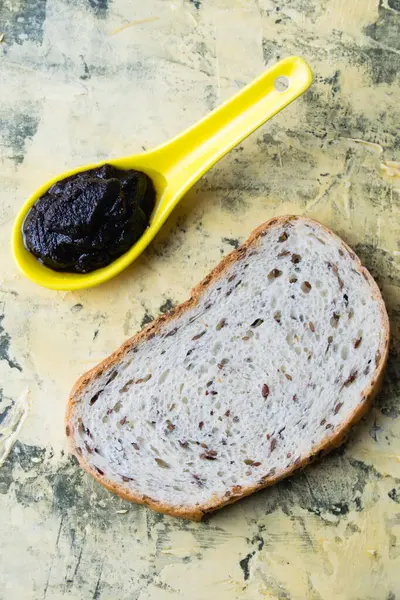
[0,1,400,599]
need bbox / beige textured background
[0,0,399,598]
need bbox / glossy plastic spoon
[12,56,312,290]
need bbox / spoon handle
[150,56,312,202]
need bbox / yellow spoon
[11,56,312,291]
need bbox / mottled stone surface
[0,0,399,598]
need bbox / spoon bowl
[12,57,312,290]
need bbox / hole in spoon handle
[274,76,290,92]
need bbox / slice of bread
[66,216,389,521]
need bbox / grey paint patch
[325,70,341,96]
[93,569,105,600]
[47,457,137,530]
[262,38,283,65]
[87,0,110,17]
[0,457,14,495]
[10,442,46,472]
[303,88,368,141]
[302,81,397,155]
[0,313,22,372]
[356,46,400,85]
[0,0,47,46]
[239,551,255,580]
[0,388,13,426]
[80,55,91,80]
[222,237,240,249]
[279,450,369,518]
[203,84,218,111]
[151,216,189,259]
[365,5,400,51]
[225,449,381,521]
[0,108,40,165]
[239,531,264,581]
[141,312,154,328]
[200,185,250,214]
[388,0,400,9]
[377,356,400,419]
[159,299,175,314]
[258,133,282,147]
[369,419,383,441]
[189,0,201,9]
[257,570,291,599]
[71,303,84,313]
[354,244,400,287]
[0,403,13,426]
[1,442,140,533]
[0,441,45,495]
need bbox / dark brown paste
[22,164,155,273]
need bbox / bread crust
[66,215,390,521]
